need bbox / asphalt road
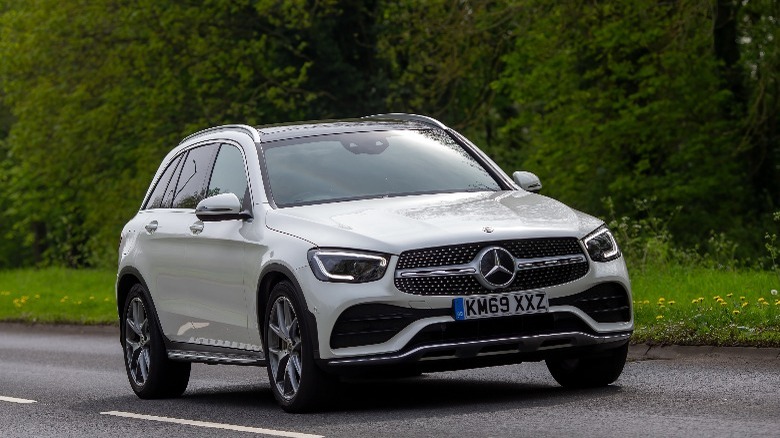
[1,323,779,438]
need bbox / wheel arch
[257,264,320,358]
[116,267,164,346]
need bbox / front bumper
[296,252,633,363]
[323,330,631,373]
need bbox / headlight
[583,226,621,262]
[307,249,389,283]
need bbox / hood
[265,191,604,254]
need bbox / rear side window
[171,145,217,209]
[144,154,183,209]
[208,144,249,207]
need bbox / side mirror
[512,171,542,193]
[195,193,251,221]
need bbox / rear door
[139,144,217,341]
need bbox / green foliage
[494,0,745,248]
[765,211,780,282]
[0,0,777,268]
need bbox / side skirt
[165,340,265,366]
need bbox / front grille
[395,238,589,296]
[396,238,583,270]
[550,282,631,323]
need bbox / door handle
[189,222,204,234]
[144,221,158,234]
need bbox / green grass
[1,267,780,346]
[631,266,780,346]
[0,268,117,324]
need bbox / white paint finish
[100,411,323,438]
[0,395,37,404]
[265,190,603,254]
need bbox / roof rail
[179,124,262,145]
[364,113,448,130]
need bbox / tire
[264,281,332,412]
[545,342,629,388]
[122,283,191,399]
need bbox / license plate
[453,291,549,321]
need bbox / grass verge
[1,267,779,346]
[631,266,780,347]
[0,268,116,324]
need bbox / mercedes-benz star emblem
[477,247,516,289]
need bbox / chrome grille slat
[395,238,589,296]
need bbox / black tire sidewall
[546,342,629,388]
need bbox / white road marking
[100,411,323,438]
[0,395,37,404]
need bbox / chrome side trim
[327,331,632,366]
[167,349,264,366]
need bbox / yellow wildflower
[720,302,728,306]
[727,293,733,297]
[742,301,749,308]
[668,300,676,305]
[733,310,740,315]
[656,315,664,320]
[740,296,746,301]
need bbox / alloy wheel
[267,296,303,400]
[125,296,151,387]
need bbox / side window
[143,154,183,209]
[171,145,217,209]
[208,144,249,207]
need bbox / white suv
[117,113,633,412]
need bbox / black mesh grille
[330,304,450,349]
[550,282,631,323]
[395,238,589,296]
[396,238,583,270]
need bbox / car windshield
[260,129,502,207]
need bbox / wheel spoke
[285,357,300,394]
[282,301,293,338]
[139,349,149,381]
[126,317,142,338]
[275,302,289,339]
[289,318,300,343]
[269,322,284,341]
[291,353,302,376]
